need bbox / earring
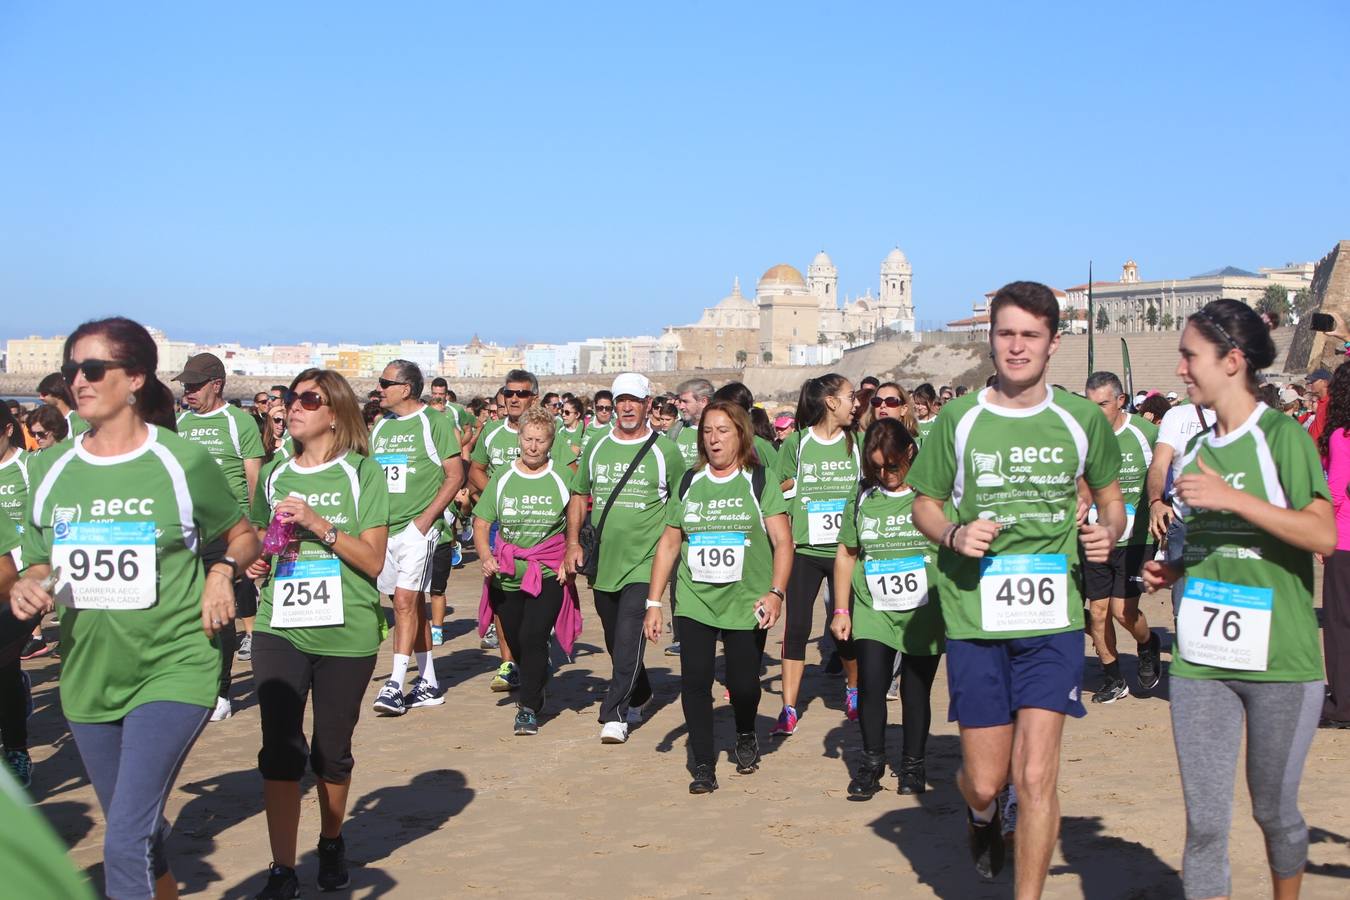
[128,392,136,406]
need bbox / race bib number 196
[1177,578,1271,672]
[979,553,1069,632]
[52,521,157,610]
[270,558,344,628]
[375,453,408,494]
[687,532,746,584]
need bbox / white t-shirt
[1156,403,1217,514]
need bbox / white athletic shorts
[377,520,440,595]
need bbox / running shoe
[316,833,350,892]
[1091,677,1130,704]
[770,705,799,737]
[430,625,444,647]
[967,805,1006,879]
[600,721,628,744]
[490,661,519,692]
[733,732,760,775]
[236,632,252,661]
[626,697,652,725]
[210,696,233,722]
[998,784,1018,838]
[847,750,886,799]
[480,622,499,651]
[664,642,681,657]
[1136,632,1162,693]
[885,677,900,701]
[406,677,445,709]
[19,639,49,660]
[688,763,718,794]
[460,523,474,544]
[372,680,407,716]
[514,707,539,736]
[450,543,463,568]
[898,755,926,795]
[254,863,300,899]
[845,686,859,722]
[6,749,32,788]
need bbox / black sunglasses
[285,391,328,411]
[378,378,408,390]
[870,396,903,409]
[594,404,614,412]
[271,417,285,425]
[30,429,51,440]
[61,359,130,383]
[501,389,534,399]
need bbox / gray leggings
[1170,677,1321,899]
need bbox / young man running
[369,359,464,715]
[908,282,1123,896]
[1083,371,1163,702]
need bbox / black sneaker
[1091,677,1130,704]
[514,707,539,736]
[897,755,927,795]
[1136,633,1162,693]
[733,732,760,775]
[967,806,1005,879]
[689,763,718,794]
[316,833,350,892]
[372,680,406,716]
[405,677,445,709]
[254,863,300,899]
[847,751,887,799]
[19,639,49,660]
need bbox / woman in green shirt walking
[645,400,793,794]
[1143,299,1335,900]
[245,369,391,899]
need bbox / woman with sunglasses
[831,418,944,797]
[1143,300,1334,900]
[262,399,294,463]
[25,405,67,452]
[773,373,862,736]
[556,396,587,468]
[244,370,390,899]
[871,382,919,437]
[9,317,260,900]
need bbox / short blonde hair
[518,405,556,441]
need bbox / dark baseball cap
[1308,368,1333,384]
[172,353,226,383]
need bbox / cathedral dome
[881,247,911,274]
[759,263,807,288]
[810,251,834,269]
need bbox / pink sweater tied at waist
[477,532,582,657]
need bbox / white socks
[391,653,410,688]
[970,800,996,824]
[416,651,438,688]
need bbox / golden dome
[758,263,806,286]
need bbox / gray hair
[1085,371,1124,397]
[388,359,424,398]
[504,368,539,394]
[676,377,715,400]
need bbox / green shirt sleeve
[755,436,779,472]
[839,491,860,549]
[573,438,597,496]
[661,438,687,494]
[664,485,685,528]
[430,409,462,460]
[775,431,800,484]
[470,422,494,466]
[1081,403,1122,490]
[184,440,246,544]
[0,513,19,557]
[357,454,392,532]
[907,408,957,500]
[759,472,788,517]
[1270,413,1332,508]
[472,470,501,522]
[249,460,279,528]
[235,407,265,460]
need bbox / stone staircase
[1044,327,1296,393]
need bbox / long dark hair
[0,402,19,450]
[1186,299,1276,395]
[860,418,918,489]
[794,373,854,455]
[1318,360,1350,460]
[63,317,177,430]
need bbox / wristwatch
[322,527,339,547]
[212,556,239,579]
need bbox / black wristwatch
[211,556,239,579]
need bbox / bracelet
[1149,498,1167,508]
[945,524,961,549]
[644,600,663,609]
[768,586,785,601]
[833,608,850,616]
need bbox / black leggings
[0,658,29,751]
[493,578,564,714]
[679,618,767,768]
[201,538,259,699]
[783,552,853,661]
[854,638,942,759]
[252,631,377,782]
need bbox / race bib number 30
[270,558,344,628]
[1177,578,1271,672]
[375,453,408,494]
[687,532,746,584]
[806,499,846,545]
[53,521,157,610]
[864,555,928,612]
[979,553,1069,633]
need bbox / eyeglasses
[377,378,407,390]
[594,404,614,412]
[30,429,51,440]
[61,359,130,383]
[285,391,328,411]
[877,463,905,474]
[271,417,285,425]
[870,396,903,409]
[501,389,534,399]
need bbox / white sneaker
[600,721,628,744]
[626,699,651,725]
[209,696,233,722]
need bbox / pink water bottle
[262,512,295,555]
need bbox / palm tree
[735,349,747,368]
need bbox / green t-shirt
[839,485,945,654]
[0,512,19,557]
[23,426,242,721]
[674,426,699,469]
[1107,414,1157,546]
[907,387,1121,640]
[575,430,686,592]
[581,419,612,452]
[915,416,937,447]
[664,466,788,630]
[1171,404,1328,683]
[0,767,96,899]
[0,448,30,530]
[776,428,862,557]
[472,419,521,479]
[753,435,778,471]
[369,405,461,531]
[554,423,587,466]
[250,452,390,657]
[176,403,266,516]
[472,460,574,591]
[66,409,89,437]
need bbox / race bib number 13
[1177,578,1271,672]
[687,532,746,584]
[53,521,157,610]
[375,453,408,494]
[979,553,1069,632]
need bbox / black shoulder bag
[577,431,662,580]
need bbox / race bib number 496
[979,553,1069,632]
[53,521,157,610]
[1177,578,1271,672]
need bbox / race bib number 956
[53,521,157,610]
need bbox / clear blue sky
[2,2,1347,347]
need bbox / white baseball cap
[610,373,652,400]
[1166,391,1178,400]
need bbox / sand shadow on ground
[37,798,95,849]
[172,767,267,896]
[1051,816,1183,898]
[1307,825,1350,879]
